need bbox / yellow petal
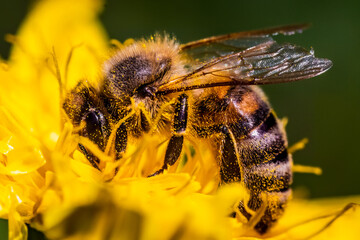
[9,0,108,88]
[272,197,360,240]
[2,0,109,139]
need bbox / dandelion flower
[0,0,359,239]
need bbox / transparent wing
[180,24,310,62]
[157,39,332,94]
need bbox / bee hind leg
[219,126,271,230]
[218,126,242,184]
[149,94,188,177]
[218,126,252,220]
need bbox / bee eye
[135,85,156,99]
[82,109,109,150]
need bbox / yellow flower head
[0,0,359,240]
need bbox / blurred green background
[0,1,359,235]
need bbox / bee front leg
[79,108,110,170]
[149,94,188,176]
[115,123,127,159]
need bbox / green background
[0,0,359,238]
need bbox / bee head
[102,38,178,104]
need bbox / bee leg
[115,123,127,158]
[149,94,188,176]
[218,126,242,184]
[79,108,110,170]
[107,123,128,176]
[149,135,184,176]
[219,126,286,233]
[78,143,101,170]
[219,126,261,223]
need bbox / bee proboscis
[63,24,332,234]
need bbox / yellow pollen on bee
[212,86,230,99]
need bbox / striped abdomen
[192,85,292,233]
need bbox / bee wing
[180,24,310,62]
[157,39,332,94]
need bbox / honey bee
[63,24,332,234]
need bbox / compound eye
[82,109,109,150]
[135,85,156,99]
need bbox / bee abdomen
[237,112,288,168]
[238,109,292,192]
[248,189,292,234]
[244,149,292,192]
[237,109,292,233]
[192,86,292,233]
[220,86,292,232]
